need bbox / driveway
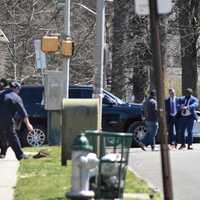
[128,144,200,200]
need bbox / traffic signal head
[42,36,59,53]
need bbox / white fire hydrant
[66,134,99,199]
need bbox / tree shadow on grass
[46,198,66,200]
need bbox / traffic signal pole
[62,0,71,166]
[94,0,105,131]
[149,0,173,200]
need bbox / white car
[192,111,200,141]
[132,111,200,145]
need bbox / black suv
[18,85,147,146]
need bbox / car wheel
[26,126,47,147]
[128,121,148,147]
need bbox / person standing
[178,88,199,150]
[142,90,159,151]
[165,88,179,149]
[0,81,33,160]
[0,78,8,156]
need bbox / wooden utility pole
[149,0,173,200]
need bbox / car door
[102,94,124,132]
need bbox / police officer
[0,81,33,160]
[0,78,8,156]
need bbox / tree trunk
[111,0,128,99]
[177,0,199,96]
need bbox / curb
[124,193,150,200]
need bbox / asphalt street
[128,144,200,200]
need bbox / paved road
[128,144,200,200]
[0,148,19,200]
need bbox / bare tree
[112,0,150,102]
[177,0,200,96]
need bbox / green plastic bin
[85,130,132,199]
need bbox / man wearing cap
[178,88,199,150]
[0,81,33,160]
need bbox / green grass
[14,147,161,200]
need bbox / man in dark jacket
[165,88,179,149]
[142,90,159,151]
[0,78,8,156]
[0,81,33,160]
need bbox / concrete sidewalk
[0,148,19,200]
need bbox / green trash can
[85,130,132,199]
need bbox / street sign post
[34,39,47,69]
[148,0,173,200]
[135,0,172,15]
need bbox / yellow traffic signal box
[60,39,74,57]
[42,36,59,53]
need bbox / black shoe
[140,144,146,151]
[19,154,29,160]
[0,154,5,159]
[187,145,193,150]
[178,144,186,150]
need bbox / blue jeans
[142,121,159,146]
[179,116,194,145]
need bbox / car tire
[23,125,47,147]
[128,121,148,147]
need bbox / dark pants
[167,115,179,145]
[179,116,194,146]
[0,130,8,155]
[0,126,24,160]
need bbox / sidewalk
[0,148,19,200]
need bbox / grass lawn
[14,146,161,200]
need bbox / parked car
[17,85,147,147]
[188,110,200,142]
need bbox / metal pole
[149,1,173,200]
[13,8,17,80]
[95,0,105,131]
[63,0,71,98]
[61,0,71,166]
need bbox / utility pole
[63,0,71,98]
[94,0,105,131]
[149,0,173,200]
[61,0,71,166]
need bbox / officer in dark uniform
[0,81,33,160]
[0,78,8,156]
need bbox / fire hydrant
[66,133,99,200]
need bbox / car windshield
[103,90,125,105]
